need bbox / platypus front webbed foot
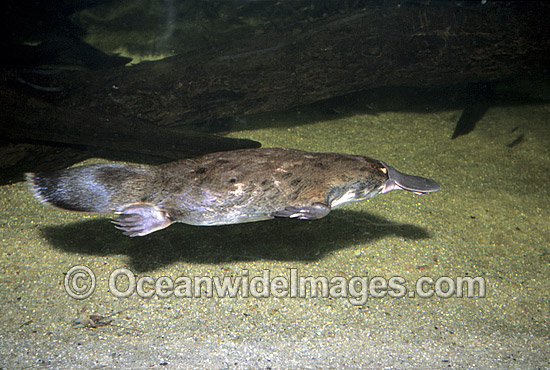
[112,202,173,237]
[269,202,331,220]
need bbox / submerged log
[52,1,550,127]
[1,1,549,156]
[0,88,260,159]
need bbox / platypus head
[378,161,440,195]
[326,157,440,209]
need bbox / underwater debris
[506,133,524,148]
[72,307,144,333]
[72,307,116,329]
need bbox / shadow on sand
[41,209,431,272]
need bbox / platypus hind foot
[112,202,173,237]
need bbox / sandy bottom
[1,86,549,369]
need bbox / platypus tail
[26,163,155,213]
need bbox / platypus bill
[26,148,440,237]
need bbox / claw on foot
[112,202,172,237]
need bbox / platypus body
[27,148,440,237]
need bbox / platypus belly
[27,148,440,237]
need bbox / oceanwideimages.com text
[64,266,486,305]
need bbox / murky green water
[2,0,550,367]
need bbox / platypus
[26,148,440,237]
